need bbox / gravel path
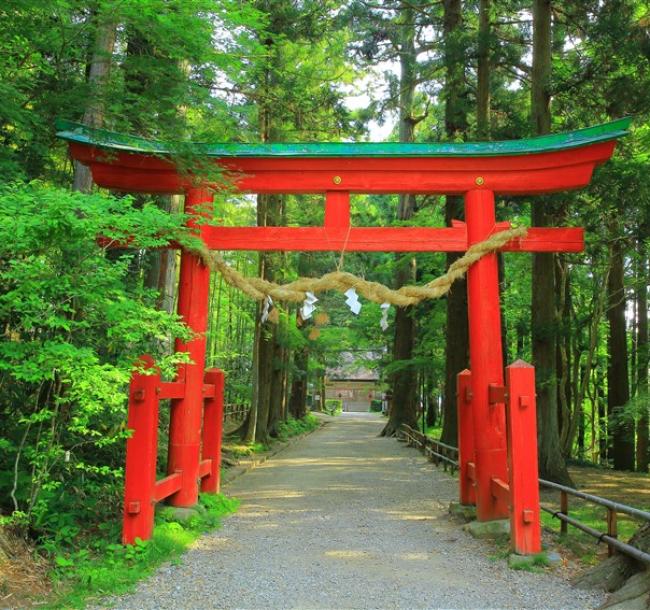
[104,413,605,610]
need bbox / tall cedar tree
[440,0,470,447]
[382,4,420,436]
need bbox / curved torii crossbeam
[58,118,630,552]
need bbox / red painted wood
[202,383,217,399]
[457,370,476,506]
[203,226,583,252]
[157,381,185,400]
[201,369,225,494]
[166,188,213,507]
[505,360,542,554]
[98,226,583,254]
[325,191,351,227]
[490,478,511,507]
[502,227,584,252]
[122,355,160,544]
[465,189,509,521]
[202,226,468,252]
[466,462,476,482]
[153,472,183,502]
[198,459,213,479]
[70,140,616,196]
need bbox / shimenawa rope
[186,226,527,320]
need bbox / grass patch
[541,500,644,565]
[224,413,320,456]
[324,399,342,415]
[226,441,267,457]
[276,413,320,441]
[416,416,442,440]
[44,493,238,609]
[509,552,550,572]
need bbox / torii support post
[123,355,160,544]
[201,368,225,493]
[465,188,509,522]
[167,187,214,507]
[505,360,541,554]
[457,369,476,506]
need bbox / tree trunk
[289,342,309,420]
[635,227,649,472]
[476,0,490,140]
[381,5,418,437]
[268,314,286,435]
[73,14,117,192]
[608,236,634,471]
[530,0,572,484]
[441,0,469,447]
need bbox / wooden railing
[539,479,650,564]
[224,403,249,421]
[400,425,458,474]
[399,423,650,565]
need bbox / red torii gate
[57,118,630,555]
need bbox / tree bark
[288,342,309,420]
[608,235,634,470]
[381,4,418,437]
[440,0,469,447]
[73,14,117,192]
[636,231,649,472]
[476,0,490,140]
[530,0,572,484]
[574,524,650,595]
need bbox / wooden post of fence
[201,368,225,494]
[457,369,476,506]
[123,355,161,545]
[505,360,541,555]
[560,491,568,535]
[607,508,618,556]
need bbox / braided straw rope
[189,225,527,311]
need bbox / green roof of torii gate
[56,117,632,159]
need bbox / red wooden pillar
[457,369,476,506]
[123,355,160,544]
[505,360,542,554]
[167,187,213,507]
[465,188,509,521]
[201,368,225,494]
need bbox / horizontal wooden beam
[198,459,213,479]
[71,140,618,196]
[98,226,583,253]
[201,226,584,253]
[202,384,216,399]
[157,382,185,400]
[153,472,183,502]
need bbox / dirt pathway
[107,414,605,609]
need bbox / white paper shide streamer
[344,288,362,315]
[301,291,318,320]
[380,302,390,331]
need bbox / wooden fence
[399,423,650,565]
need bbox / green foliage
[0,182,190,533]
[541,501,643,563]
[275,413,320,441]
[46,493,238,609]
[324,399,343,415]
[508,552,551,572]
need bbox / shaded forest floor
[568,465,650,509]
[540,465,650,565]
